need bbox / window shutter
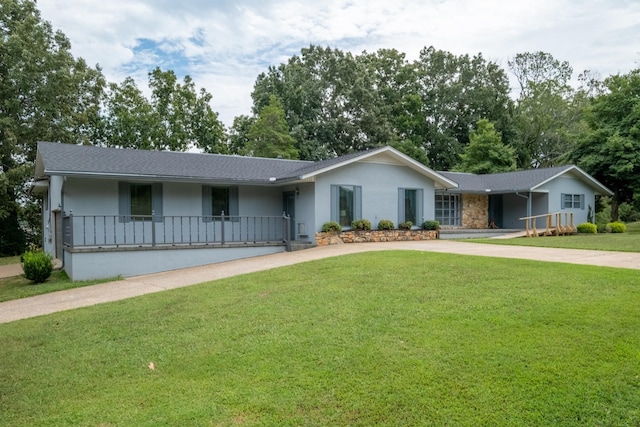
[581,194,585,210]
[228,186,239,218]
[118,182,131,223]
[398,188,405,223]
[561,193,566,210]
[202,186,212,222]
[354,185,362,220]
[330,185,338,222]
[152,183,163,222]
[417,189,424,224]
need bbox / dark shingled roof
[36,141,314,184]
[439,166,612,195]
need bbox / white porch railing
[62,212,291,249]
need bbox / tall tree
[0,0,105,254]
[456,119,516,174]
[570,70,640,220]
[245,95,298,159]
[508,52,580,168]
[103,68,227,153]
[415,47,514,170]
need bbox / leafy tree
[103,68,227,153]
[456,119,516,174]
[415,47,515,170]
[227,114,255,155]
[508,52,582,168]
[245,95,298,159]
[570,70,640,220]
[0,0,105,254]
[101,77,159,149]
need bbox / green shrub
[606,221,626,233]
[22,251,53,283]
[377,219,395,230]
[351,219,372,231]
[399,221,413,230]
[422,220,440,230]
[576,222,597,234]
[321,221,342,233]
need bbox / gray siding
[313,161,436,232]
[538,175,595,225]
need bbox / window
[130,184,152,217]
[562,193,584,210]
[202,186,238,221]
[398,188,423,225]
[331,185,362,228]
[435,192,461,226]
[118,182,162,222]
[211,187,229,216]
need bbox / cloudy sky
[38,0,639,127]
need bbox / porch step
[289,241,317,251]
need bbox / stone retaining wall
[315,229,439,246]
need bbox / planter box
[315,229,439,246]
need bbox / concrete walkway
[2,240,640,324]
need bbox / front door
[488,195,503,228]
[282,192,296,240]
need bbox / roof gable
[439,166,612,196]
[35,142,458,189]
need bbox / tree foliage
[0,0,105,254]
[102,68,227,153]
[570,70,640,220]
[508,52,584,168]
[245,95,298,159]
[456,119,516,174]
[250,45,514,168]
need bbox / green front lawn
[466,222,640,252]
[0,271,119,303]
[1,251,638,426]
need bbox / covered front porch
[61,213,296,280]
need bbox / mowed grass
[466,222,640,252]
[1,251,639,426]
[0,255,20,266]
[0,270,119,302]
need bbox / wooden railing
[519,212,577,237]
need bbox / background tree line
[1,0,639,255]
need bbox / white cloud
[37,0,640,126]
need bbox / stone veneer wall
[461,194,488,229]
[315,229,439,246]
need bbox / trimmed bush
[576,222,597,234]
[321,221,342,233]
[377,219,394,230]
[22,251,53,283]
[351,219,372,231]
[422,220,440,230]
[606,221,626,233]
[399,221,413,230]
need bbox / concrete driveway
[1,240,639,324]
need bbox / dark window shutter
[398,188,405,223]
[330,185,338,222]
[152,183,163,222]
[561,193,566,210]
[118,182,131,223]
[581,194,585,210]
[202,186,212,222]
[228,186,239,220]
[417,189,424,224]
[354,186,362,220]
